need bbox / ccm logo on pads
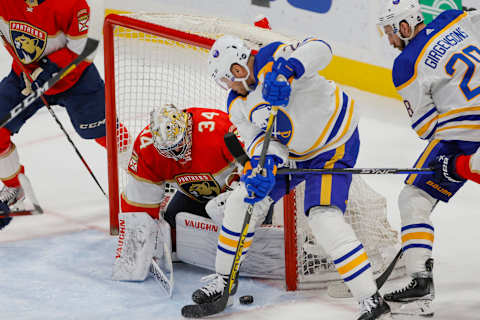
[80,119,106,129]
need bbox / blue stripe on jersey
[246,131,264,154]
[401,223,435,232]
[438,114,480,126]
[393,10,465,88]
[333,244,363,264]
[343,263,371,282]
[221,225,255,238]
[403,244,433,251]
[412,107,437,129]
[217,245,248,256]
[326,92,348,143]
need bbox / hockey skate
[356,292,392,320]
[191,273,237,306]
[383,259,434,317]
[0,174,43,216]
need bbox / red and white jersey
[121,108,238,219]
[0,0,92,95]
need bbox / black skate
[191,273,237,305]
[384,258,434,317]
[356,291,391,320]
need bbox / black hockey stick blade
[181,294,229,318]
[0,38,99,128]
[224,132,249,166]
[376,249,403,289]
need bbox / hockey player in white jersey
[186,36,391,319]
[378,0,480,316]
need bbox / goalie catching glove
[262,57,304,106]
[241,155,280,204]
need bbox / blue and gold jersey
[393,10,480,142]
[227,38,359,162]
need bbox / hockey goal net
[103,12,404,292]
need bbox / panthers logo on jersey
[250,103,293,145]
[175,173,221,203]
[9,21,47,64]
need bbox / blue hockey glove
[0,201,12,231]
[429,154,465,184]
[32,57,60,90]
[242,155,280,204]
[262,57,304,106]
[263,71,291,106]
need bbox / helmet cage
[150,105,192,162]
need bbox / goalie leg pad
[112,212,159,281]
[308,205,377,300]
[398,185,437,275]
[176,211,285,279]
[206,188,273,227]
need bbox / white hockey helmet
[208,35,251,91]
[150,104,192,161]
[377,0,424,41]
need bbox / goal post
[103,12,404,292]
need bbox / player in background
[187,35,391,320]
[112,104,242,281]
[0,0,116,225]
[378,0,480,316]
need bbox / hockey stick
[223,133,433,175]
[224,133,405,292]
[0,37,99,127]
[0,35,106,197]
[181,107,279,318]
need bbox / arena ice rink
[0,38,478,320]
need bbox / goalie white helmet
[377,0,424,42]
[150,104,192,162]
[208,35,251,91]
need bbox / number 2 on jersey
[445,45,480,101]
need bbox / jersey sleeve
[45,0,92,93]
[393,57,438,140]
[121,127,166,218]
[273,37,333,77]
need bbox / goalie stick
[0,38,99,128]
[224,132,404,292]
[181,107,279,318]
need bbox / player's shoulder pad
[252,42,283,79]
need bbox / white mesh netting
[106,12,404,290]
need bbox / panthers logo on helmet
[175,173,221,203]
[9,21,47,64]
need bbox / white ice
[0,41,478,320]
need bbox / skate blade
[389,300,434,318]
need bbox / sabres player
[0,0,114,224]
[112,104,242,281]
[378,0,480,316]
[187,36,391,319]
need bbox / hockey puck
[239,295,254,305]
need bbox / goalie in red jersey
[112,104,241,282]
